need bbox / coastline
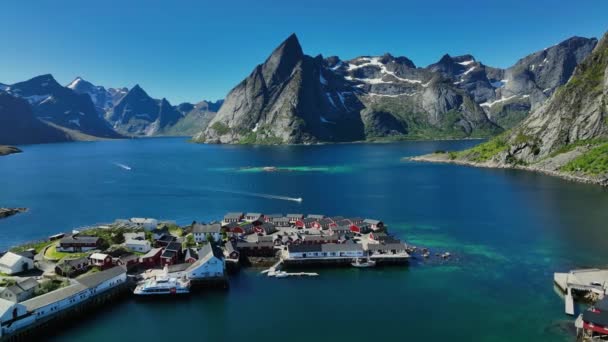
[0,145,22,156]
[407,153,608,187]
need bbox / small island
[0,145,22,156]
[0,207,27,219]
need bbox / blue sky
[0,0,606,104]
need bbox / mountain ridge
[195,33,597,144]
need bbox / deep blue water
[1,137,607,341]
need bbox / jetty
[554,268,608,318]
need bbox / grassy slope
[445,36,608,177]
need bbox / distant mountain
[0,92,71,145]
[417,31,608,185]
[106,84,185,136]
[5,74,121,138]
[164,100,223,136]
[195,34,596,144]
[66,77,127,113]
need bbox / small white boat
[351,258,376,268]
[134,274,190,296]
[134,277,190,296]
[275,271,288,278]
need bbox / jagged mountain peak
[261,33,305,86]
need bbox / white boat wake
[203,187,302,202]
[114,162,132,171]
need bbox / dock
[554,268,608,315]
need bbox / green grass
[168,224,184,237]
[34,279,70,296]
[10,240,53,254]
[210,122,230,135]
[561,142,608,175]
[44,243,88,260]
[455,133,509,162]
[547,138,608,158]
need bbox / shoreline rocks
[407,154,608,187]
[0,207,28,219]
[0,146,22,156]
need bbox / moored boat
[351,258,376,268]
[134,274,191,296]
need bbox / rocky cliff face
[195,34,596,144]
[438,32,608,183]
[501,33,608,163]
[0,92,71,145]
[196,34,365,144]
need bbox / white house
[186,244,225,279]
[124,232,151,253]
[0,278,39,303]
[0,298,28,338]
[129,218,158,230]
[0,267,127,338]
[192,223,222,243]
[287,243,364,259]
[0,252,34,275]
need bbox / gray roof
[22,283,87,311]
[367,243,407,251]
[224,212,243,219]
[257,235,274,243]
[197,243,223,260]
[363,219,381,225]
[288,243,364,253]
[141,247,162,259]
[288,244,322,253]
[76,266,126,289]
[321,243,364,252]
[58,257,89,267]
[192,223,222,234]
[307,214,325,219]
[286,214,303,218]
[265,214,283,218]
[60,235,100,244]
[167,263,191,273]
[245,213,262,217]
[17,278,39,291]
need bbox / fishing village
[0,212,428,340]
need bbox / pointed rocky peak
[437,54,453,65]
[123,84,151,100]
[9,74,64,96]
[261,33,305,86]
[67,76,84,89]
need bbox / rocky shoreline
[0,207,28,219]
[408,154,608,187]
[0,145,22,156]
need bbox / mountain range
[0,75,222,145]
[195,34,597,144]
[0,33,600,147]
[413,31,608,185]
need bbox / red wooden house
[89,253,113,270]
[139,247,162,267]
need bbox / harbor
[553,268,608,340]
[0,212,447,340]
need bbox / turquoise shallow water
[0,137,607,341]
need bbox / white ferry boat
[134,274,191,296]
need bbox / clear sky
[1,0,606,104]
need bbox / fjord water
[1,138,607,341]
